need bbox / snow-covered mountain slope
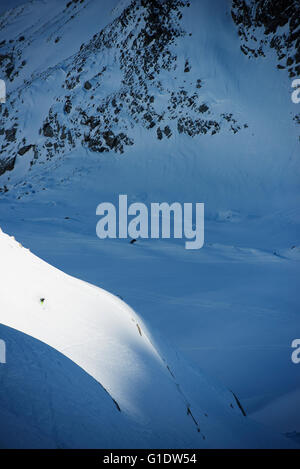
[0,0,299,213]
[0,0,299,448]
[0,227,295,448]
[0,1,26,16]
[232,0,300,78]
[2,189,299,444]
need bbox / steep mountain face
[0,0,298,212]
[1,227,293,448]
[0,0,247,175]
[232,0,300,78]
[231,0,300,132]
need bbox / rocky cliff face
[0,0,250,181]
[232,0,300,78]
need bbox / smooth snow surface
[0,228,296,448]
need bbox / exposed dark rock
[232,0,300,78]
[18,144,33,156]
[43,123,54,138]
[64,97,72,114]
[0,156,16,176]
[5,127,16,142]
[184,59,191,72]
[163,125,172,138]
[84,80,92,90]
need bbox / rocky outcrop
[232,0,300,77]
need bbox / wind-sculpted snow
[0,228,296,448]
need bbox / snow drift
[0,227,295,448]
